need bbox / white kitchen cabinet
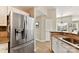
[59,39,79,53]
[67,45,79,53]
[53,38,68,53]
[58,39,70,53]
[0,15,7,26]
[0,7,7,26]
[58,44,68,53]
[56,16,72,32]
[52,37,59,52]
[72,15,79,21]
[52,37,79,53]
[0,7,7,15]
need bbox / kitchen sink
[63,38,74,43]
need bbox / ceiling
[12,6,79,18]
[12,6,34,11]
[13,6,55,11]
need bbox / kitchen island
[50,32,79,53]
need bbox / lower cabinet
[67,46,79,53]
[52,37,79,53]
[58,39,70,53]
[52,37,59,52]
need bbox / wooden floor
[36,40,52,53]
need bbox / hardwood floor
[35,40,52,53]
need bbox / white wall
[35,7,56,41]
[45,9,56,41]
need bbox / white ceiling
[12,6,79,18]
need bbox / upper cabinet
[0,15,7,26]
[56,15,79,33]
[72,15,79,21]
[0,6,7,26]
[0,6,7,16]
[8,7,29,16]
[56,15,73,32]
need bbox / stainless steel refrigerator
[9,11,34,53]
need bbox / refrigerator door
[26,16,34,42]
[10,12,26,48]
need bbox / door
[52,37,59,52]
[10,11,26,48]
[26,16,34,42]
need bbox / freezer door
[26,17,34,42]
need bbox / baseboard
[36,39,50,42]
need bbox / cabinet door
[58,45,68,53]
[68,46,79,53]
[0,16,7,26]
[52,37,79,53]
[58,39,79,53]
[58,39,69,53]
[52,37,59,52]
[0,7,7,26]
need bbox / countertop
[50,32,79,41]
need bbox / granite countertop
[50,32,79,41]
